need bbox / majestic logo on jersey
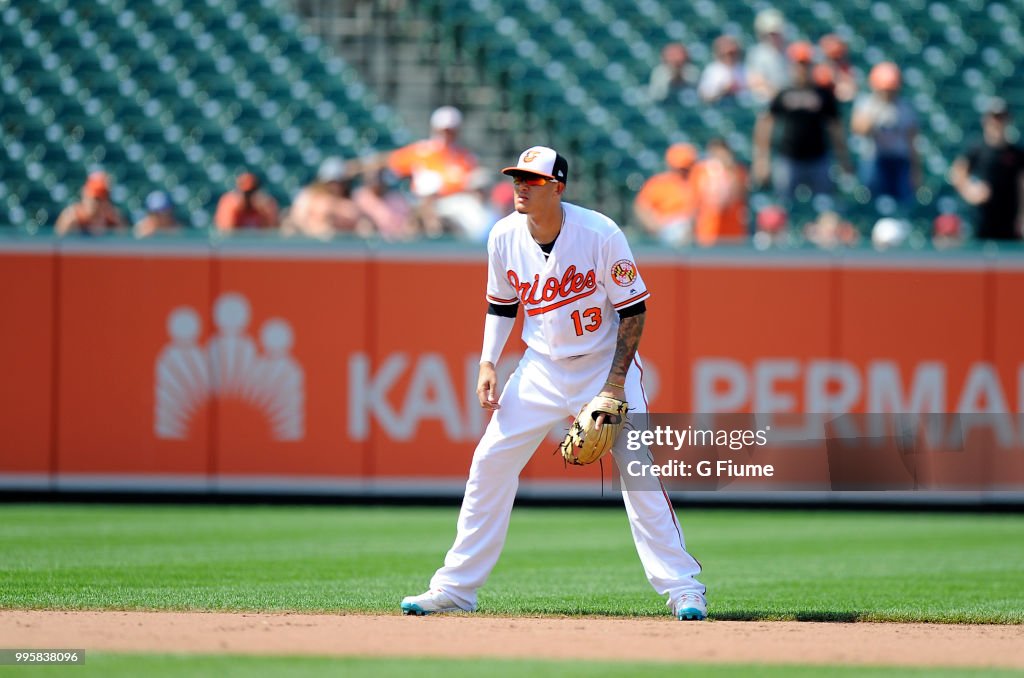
[507,265,597,313]
[611,260,637,287]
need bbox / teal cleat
[673,592,708,621]
[401,589,464,616]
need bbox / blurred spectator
[214,172,279,232]
[634,143,699,246]
[353,167,414,242]
[691,138,748,245]
[815,34,858,103]
[489,182,515,223]
[698,36,748,105]
[932,213,964,249]
[281,157,373,240]
[133,191,182,238]
[387,105,478,237]
[805,210,860,249]
[871,217,911,250]
[949,98,1024,241]
[752,204,789,248]
[428,167,496,242]
[649,43,699,103]
[746,9,790,104]
[851,62,921,204]
[753,42,851,201]
[55,171,128,236]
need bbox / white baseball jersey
[485,202,650,359]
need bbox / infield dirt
[2,611,1022,669]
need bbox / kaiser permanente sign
[691,359,1019,414]
[347,356,1022,441]
[1,239,1021,493]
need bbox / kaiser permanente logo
[155,292,305,441]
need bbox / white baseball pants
[429,347,705,611]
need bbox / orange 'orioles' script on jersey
[506,266,597,309]
[486,202,650,359]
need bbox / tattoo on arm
[608,313,645,384]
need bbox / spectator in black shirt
[753,41,852,202]
[950,98,1024,241]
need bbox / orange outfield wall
[0,247,55,475]
[212,254,370,481]
[0,241,1021,492]
[55,253,213,477]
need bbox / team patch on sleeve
[610,259,638,287]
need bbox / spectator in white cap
[430,105,463,132]
[746,8,790,104]
[282,156,374,240]
[134,190,182,238]
[385,105,480,238]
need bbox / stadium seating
[407,0,1024,235]
[3,0,1023,238]
[0,0,410,231]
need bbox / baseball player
[401,146,707,621]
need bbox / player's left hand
[596,385,626,430]
[559,394,630,465]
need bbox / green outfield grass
[1,654,1019,678]
[0,504,1022,623]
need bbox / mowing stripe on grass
[0,505,1021,623]
[0,654,1020,678]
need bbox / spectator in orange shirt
[634,143,699,245]
[387,105,479,237]
[692,138,749,245]
[282,157,374,240]
[134,191,182,238]
[214,172,279,232]
[55,171,128,236]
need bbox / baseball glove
[559,395,629,466]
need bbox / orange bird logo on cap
[522,150,540,162]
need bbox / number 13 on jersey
[570,307,602,336]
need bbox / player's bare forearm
[606,312,645,389]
